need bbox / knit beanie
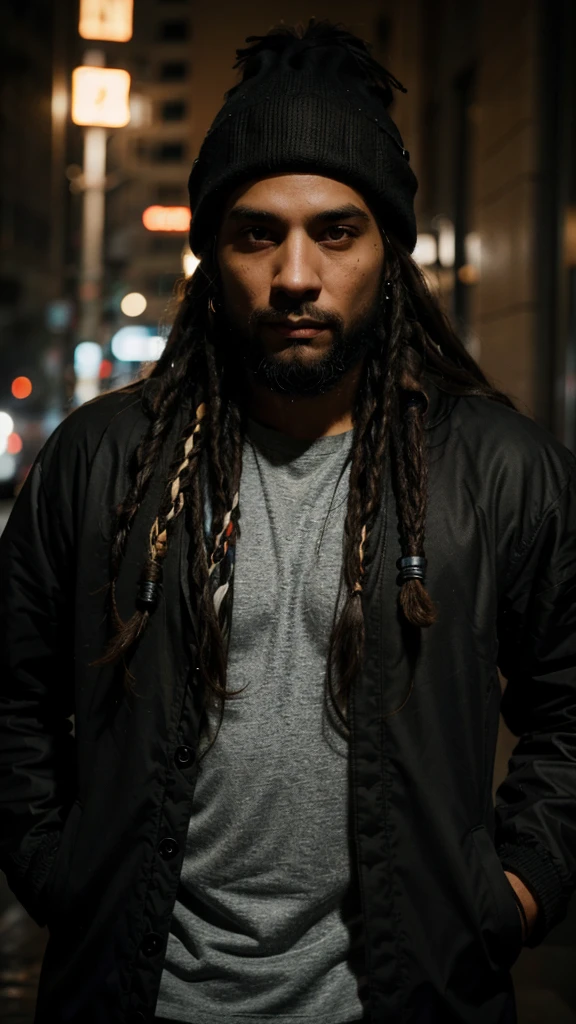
[187,19,419,258]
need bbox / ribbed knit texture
[497,840,567,947]
[188,36,418,256]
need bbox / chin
[272,339,329,357]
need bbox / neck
[243,360,364,440]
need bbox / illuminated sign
[72,66,131,127]
[142,206,190,232]
[79,0,133,42]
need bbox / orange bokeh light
[99,358,113,379]
[142,205,190,232]
[7,433,22,454]
[12,376,32,399]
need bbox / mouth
[264,321,330,338]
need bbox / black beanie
[187,19,419,258]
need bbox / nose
[270,232,322,302]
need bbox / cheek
[221,262,261,311]
[336,259,381,308]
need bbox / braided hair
[94,21,517,739]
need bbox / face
[214,173,386,396]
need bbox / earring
[208,295,218,315]
[384,279,393,302]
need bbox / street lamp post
[79,120,107,346]
[71,54,131,402]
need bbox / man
[1,18,575,1024]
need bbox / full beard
[214,298,383,398]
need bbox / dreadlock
[94,19,517,741]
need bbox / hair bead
[396,555,427,584]
[137,579,161,609]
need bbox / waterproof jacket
[1,375,576,1024]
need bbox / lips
[265,322,328,338]
[264,317,330,337]
[269,320,326,329]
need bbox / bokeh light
[0,412,14,437]
[74,342,102,379]
[11,377,32,399]
[120,292,147,316]
[0,453,16,482]
[142,206,190,232]
[110,326,165,362]
[6,433,22,455]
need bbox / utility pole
[71,0,133,403]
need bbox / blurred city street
[0,500,13,536]
[2,0,576,1021]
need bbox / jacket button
[174,744,195,768]
[158,837,180,860]
[141,932,163,957]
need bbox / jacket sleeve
[495,450,576,948]
[0,421,80,926]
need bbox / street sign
[72,66,131,127]
[79,0,133,42]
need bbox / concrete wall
[471,0,539,417]
[378,0,541,417]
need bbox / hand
[504,870,539,941]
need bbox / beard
[214,292,383,398]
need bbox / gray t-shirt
[155,416,365,1023]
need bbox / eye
[239,225,358,243]
[241,226,270,241]
[324,225,356,241]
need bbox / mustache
[249,308,343,330]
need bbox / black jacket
[1,376,576,1024]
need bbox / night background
[1,0,575,1020]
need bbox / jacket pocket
[41,798,84,931]
[469,824,524,971]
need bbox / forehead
[220,172,374,222]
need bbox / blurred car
[0,410,60,500]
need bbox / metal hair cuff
[137,580,160,609]
[396,555,427,583]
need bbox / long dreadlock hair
[94,19,517,740]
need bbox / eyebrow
[226,203,371,226]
